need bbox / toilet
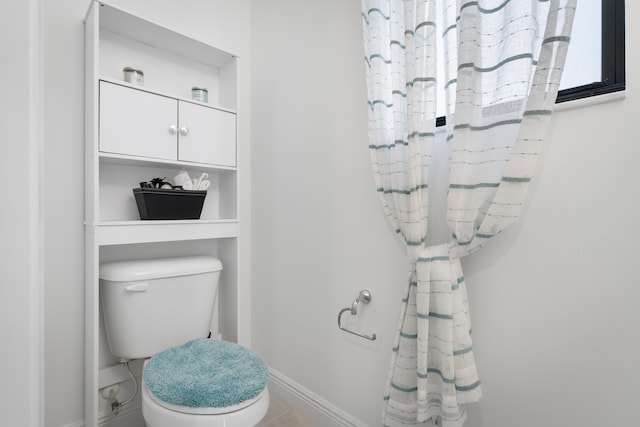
[99,256,269,427]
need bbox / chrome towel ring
[337,290,377,341]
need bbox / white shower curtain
[361,1,576,426]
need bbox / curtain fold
[362,1,576,426]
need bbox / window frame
[556,0,625,104]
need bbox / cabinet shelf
[93,219,238,245]
[99,151,237,172]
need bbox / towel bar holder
[337,290,377,341]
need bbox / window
[556,0,625,103]
[435,0,625,125]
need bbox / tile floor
[257,396,315,427]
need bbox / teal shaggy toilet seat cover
[143,338,268,408]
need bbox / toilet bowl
[141,338,269,427]
[99,256,269,427]
[143,379,269,427]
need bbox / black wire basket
[132,188,207,220]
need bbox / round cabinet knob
[168,125,177,135]
[179,126,189,136]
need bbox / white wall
[250,1,408,424]
[251,1,640,427]
[43,2,88,424]
[41,1,252,425]
[0,0,43,426]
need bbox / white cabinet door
[99,81,177,160]
[178,101,236,167]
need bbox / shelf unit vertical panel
[84,3,100,426]
[227,57,244,344]
[84,228,100,427]
[85,2,99,226]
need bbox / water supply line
[110,360,138,415]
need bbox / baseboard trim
[268,368,368,427]
[60,419,84,427]
[60,398,142,427]
[98,399,142,427]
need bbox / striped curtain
[361,1,576,426]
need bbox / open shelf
[97,3,235,69]
[96,3,237,110]
[97,77,237,115]
[98,161,237,222]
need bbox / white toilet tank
[99,256,222,360]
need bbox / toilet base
[142,382,270,427]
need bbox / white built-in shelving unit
[84,2,241,425]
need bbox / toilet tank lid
[99,256,222,282]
